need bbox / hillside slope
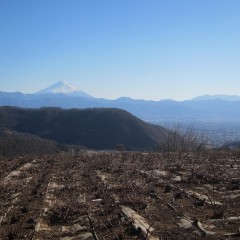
[0,107,169,150]
[0,128,70,157]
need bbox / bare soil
[0,150,240,239]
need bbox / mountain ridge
[191,94,240,101]
[1,82,240,121]
[0,106,169,151]
[1,91,240,121]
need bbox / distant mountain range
[0,106,169,151]
[1,81,240,121]
[191,94,240,101]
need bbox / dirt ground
[0,150,240,239]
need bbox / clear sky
[0,0,240,100]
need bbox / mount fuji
[35,81,93,98]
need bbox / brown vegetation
[0,150,240,239]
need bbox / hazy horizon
[2,80,240,102]
[1,1,240,100]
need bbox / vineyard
[0,150,240,239]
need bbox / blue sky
[0,0,240,100]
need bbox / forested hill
[0,107,169,151]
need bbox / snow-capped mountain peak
[35,81,93,98]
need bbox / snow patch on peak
[35,81,93,98]
[49,81,78,94]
